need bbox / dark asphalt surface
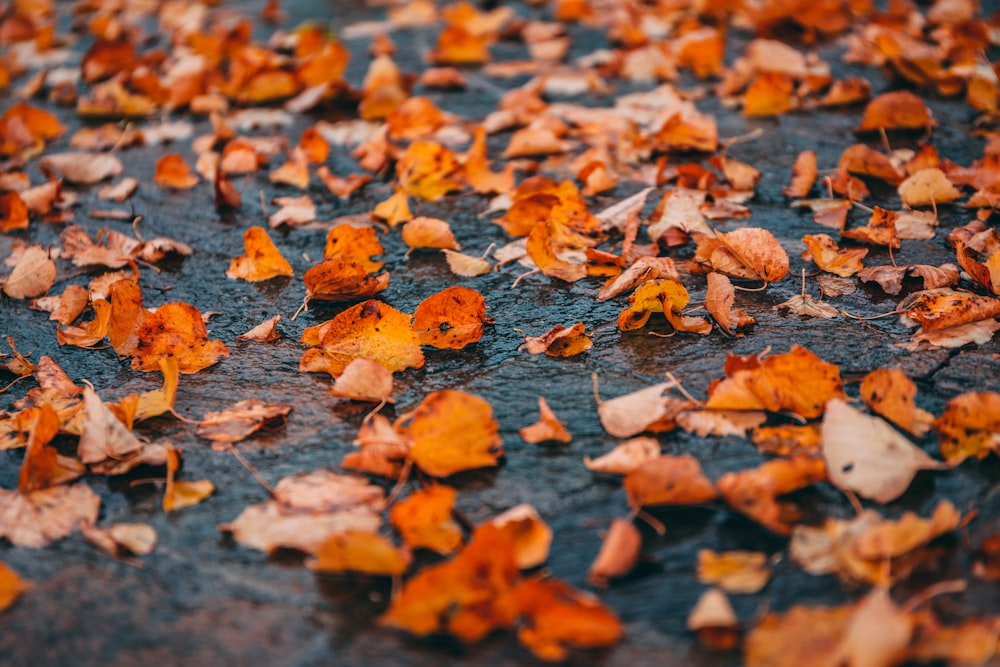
[1,1,999,665]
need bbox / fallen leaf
[308,530,411,576]
[236,315,282,342]
[588,518,641,587]
[380,524,520,642]
[0,483,100,548]
[163,446,215,512]
[2,245,56,299]
[514,577,623,661]
[0,561,30,612]
[822,399,949,503]
[389,485,463,555]
[624,455,718,508]
[859,368,934,438]
[154,153,199,189]
[802,234,867,277]
[77,387,143,465]
[900,288,1000,332]
[597,380,691,438]
[584,437,661,475]
[783,150,818,198]
[299,300,424,377]
[226,226,293,281]
[81,522,157,557]
[221,470,383,553]
[697,549,771,594]
[490,504,552,569]
[442,248,492,276]
[401,216,460,251]
[411,286,488,349]
[130,302,229,373]
[716,457,827,535]
[935,392,1000,463]
[597,257,680,302]
[328,358,394,403]
[398,389,503,477]
[898,168,963,208]
[687,588,740,651]
[706,346,845,419]
[519,397,572,444]
[705,272,756,334]
[518,323,592,357]
[197,399,292,445]
[775,293,840,319]
[856,90,935,134]
[39,152,123,184]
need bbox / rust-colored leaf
[411,286,488,349]
[226,226,294,281]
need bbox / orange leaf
[396,140,463,201]
[514,577,622,661]
[299,300,424,377]
[163,445,215,512]
[154,153,199,189]
[584,437,660,475]
[859,368,934,438]
[130,302,229,373]
[411,285,488,349]
[490,504,552,569]
[744,72,795,116]
[380,524,519,642]
[705,272,755,335]
[401,216,460,251]
[308,530,411,576]
[856,90,935,133]
[108,278,145,355]
[324,224,384,271]
[56,299,112,349]
[0,483,100,548]
[716,457,827,535]
[0,561,30,612]
[900,288,1000,332]
[302,259,389,304]
[389,485,464,555]
[519,397,572,444]
[783,150,817,198]
[588,518,641,587]
[372,189,413,226]
[934,392,1000,463]
[802,234,868,277]
[442,248,492,276]
[706,346,845,419]
[518,322,592,357]
[623,455,718,508]
[226,226,294,281]
[0,191,29,232]
[697,549,771,594]
[399,389,503,477]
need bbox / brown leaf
[0,483,100,548]
[197,399,292,446]
[519,322,592,357]
[705,272,756,334]
[623,455,718,508]
[2,246,56,299]
[584,437,661,475]
[39,152,123,184]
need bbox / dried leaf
[935,392,1000,463]
[697,549,771,594]
[490,504,552,569]
[308,531,411,576]
[2,245,56,299]
[514,577,623,661]
[226,227,293,281]
[411,286,488,349]
[328,358,393,403]
[399,389,503,477]
[389,485,463,555]
[822,399,949,503]
[584,437,661,475]
[519,323,592,357]
[197,399,292,445]
[519,397,572,444]
[130,302,229,374]
[237,315,282,342]
[716,457,827,535]
[859,368,934,438]
[624,455,718,508]
[0,483,100,548]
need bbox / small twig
[902,580,968,614]
[224,444,275,496]
[384,459,413,507]
[510,268,540,289]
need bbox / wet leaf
[399,389,503,477]
[389,485,463,555]
[226,227,293,281]
[519,397,572,444]
[411,286,488,349]
[197,399,292,445]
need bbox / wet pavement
[1,1,1000,665]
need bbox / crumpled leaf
[300,300,424,377]
[822,399,950,503]
[802,234,867,277]
[77,387,144,465]
[226,226,293,281]
[716,457,827,535]
[236,315,282,342]
[514,577,623,661]
[518,323,592,357]
[705,272,755,334]
[617,279,711,334]
[398,389,503,477]
[197,399,292,446]
[411,286,488,349]
[774,293,839,319]
[900,288,1000,332]
[81,522,157,557]
[0,483,100,548]
[597,257,680,302]
[380,524,520,642]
